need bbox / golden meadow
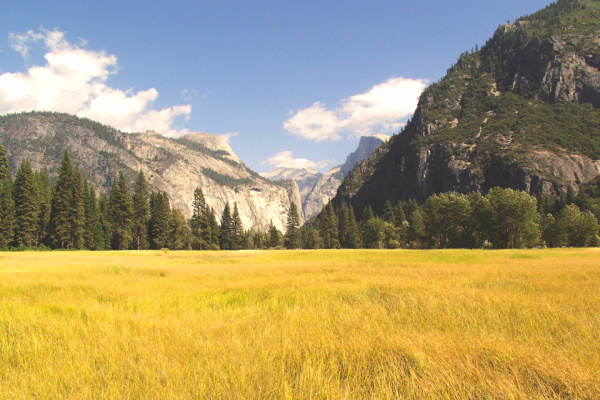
[1,249,599,399]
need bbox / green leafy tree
[13,159,39,247]
[108,172,133,250]
[362,217,385,249]
[486,187,541,248]
[132,170,150,250]
[284,202,301,249]
[546,204,599,247]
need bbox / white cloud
[219,132,238,144]
[0,29,191,136]
[262,150,335,170]
[284,77,428,142]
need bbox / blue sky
[0,0,552,173]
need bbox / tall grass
[1,249,599,399]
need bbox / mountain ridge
[332,0,600,215]
[0,111,302,232]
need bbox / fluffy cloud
[0,29,191,136]
[284,77,428,142]
[219,132,238,144]
[262,150,335,170]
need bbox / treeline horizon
[1,144,599,251]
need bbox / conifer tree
[346,205,361,249]
[219,202,233,250]
[393,201,406,228]
[13,159,39,247]
[319,202,338,249]
[98,193,112,250]
[190,187,207,249]
[306,229,323,249]
[149,191,170,249]
[167,207,191,250]
[50,152,75,248]
[84,184,104,250]
[206,207,220,249]
[35,167,51,246]
[132,170,150,250]
[284,202,301,249]
[337,204,349,248]
[268,222,282,248]
[382,200,394,223]
[70,168,86,249]
[231,203,244,250]
[0,171,15,248]
[0,144,9,181]
[108,172,133,250]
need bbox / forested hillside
[333,0,600,215]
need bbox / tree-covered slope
[334,0,600,215]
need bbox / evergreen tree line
[0,149,193,250]
[0,146,290,251]
[2,145,599,251]
[298,187,600,250]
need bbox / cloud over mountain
[262,150,335,170]
[284,77,428,143]
[0,29,191,136]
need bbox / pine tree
[108,172,133,250]
[149,192,170,249]
[382,200,394,223]
[167,207,191,250]
[392,201,406,228]
[190,187,207,249]
[0,172,15,248]
[35,167,51,246]
[346,205,361,249]
[13,159,39,248]
[84,184,104,250]
[206,207,220,249]
[70,168,86,249]
[231,203,244,250]
[284,202,301,249]
[132,170,150,250]
[99,193,112,250]
[219,202,233,250]
[268,222,282,248]
[50,152,75,248]
[0,144,9,181]
[337,204,349,248]
[319,202,338,249]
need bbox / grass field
[0,249,599,399]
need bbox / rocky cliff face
[333,1,600,215]
[263,135,388,220]
[0,112,301,232]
